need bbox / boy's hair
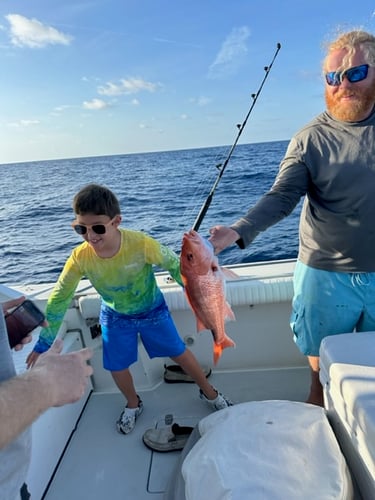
[73,184,121,218]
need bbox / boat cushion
[181,400,353,500]
[320,332,375,489]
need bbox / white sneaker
[199,389,233,411]
[116,397,144,434]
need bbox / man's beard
[325,86,375,121]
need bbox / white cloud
[98,77,159,96]
[7,119,40,127]
[189,96,212,106]
[82,98,109,110]
[5,14,73,48]
[208,26,250,79]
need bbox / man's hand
[32,338,93,406]
[208,226,240,254]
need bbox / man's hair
[323,30,375,72]
[73,183,121,217]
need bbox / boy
[27,184,232,434]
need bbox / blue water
[0,140,301,284]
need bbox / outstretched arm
[0,338,93,449]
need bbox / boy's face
[72,213,121,252]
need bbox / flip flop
[163,364,212,383]
[142,423,194,452]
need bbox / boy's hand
[26,350,41,369]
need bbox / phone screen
[5,300,45,348]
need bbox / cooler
[320,331,375,500]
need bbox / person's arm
[30,252,83,361]
[209,138,309,253]
[146,235,184,286]
[0,338,93,449]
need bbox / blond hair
[323,30,375,72]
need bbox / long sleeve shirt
[231,109,375,273]
[0,312,31,499]
[34,228,182,352]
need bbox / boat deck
[43,367,310,499]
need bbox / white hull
[2,258,372,499]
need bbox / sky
[1,1,375,164]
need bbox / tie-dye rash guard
[34,228,182,352]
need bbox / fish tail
[213,343,224,365]
[213,335,236,364]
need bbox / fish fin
[224,302,236,322]
[196,317,208,332]
[212,334,236,364]
[221,267,240,280]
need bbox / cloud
[7,119,40,128]
[189,96,212,106]
[208,26,250,79]
[82,98,109,110]
[97,77,160,96]
[5,14,73,48]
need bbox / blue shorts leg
[290,261,375,356]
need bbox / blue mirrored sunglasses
[325,64,369,86]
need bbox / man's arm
[0,338,93,449]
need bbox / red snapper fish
[180,229,236,364]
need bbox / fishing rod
[192,42,281,232]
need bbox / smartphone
[5,299,45,348]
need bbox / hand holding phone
[5,299,45,348]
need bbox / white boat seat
[320,332,375,500]
[181,400,353,500]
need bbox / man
[0,297,93,499]
[209,30,375,407]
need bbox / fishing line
[192,42,282,232]
[179,148,228,229]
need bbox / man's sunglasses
[72,218,115,235]
[325,64,369,86]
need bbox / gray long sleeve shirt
[231,110,375,272]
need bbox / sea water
[0,140,301,285]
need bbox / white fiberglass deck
[42,367,310,500]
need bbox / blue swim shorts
[99,300,186,371]
[290,260,375,356]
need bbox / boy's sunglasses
[72,218,115,235]
[325,64,369,86]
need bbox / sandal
[142,423,194,452]
[163,364,212,383]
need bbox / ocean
[0,140,301,285]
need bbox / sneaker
[199,388,233,411]
[116,396,144,434]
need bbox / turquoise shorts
[290,261,375,356]
[99,299,186,371]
